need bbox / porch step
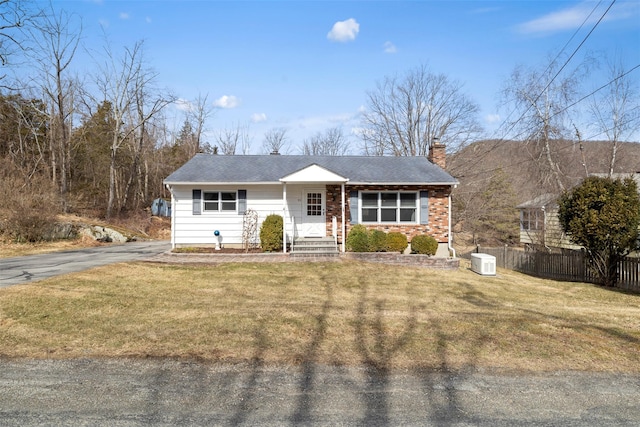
[291,237,339,257]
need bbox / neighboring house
[517,173,640,251]
[516,193,581,251]
[163,144,458,255]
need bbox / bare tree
[500,57,586,193]
[301,127,349,155]
[262,127,289,154]
[588,57,640,177]
[27,5,82,212]
[361,63,482,157]
[0,0,37,85]
[215,123,251,155]
[2,93,47,179]
[183,92,214,157]
[121,66,175,212]
[93,39,173,218]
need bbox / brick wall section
[325,184,452,244]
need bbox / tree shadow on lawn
[226,273,500,426]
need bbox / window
[203,191,237,212]
[307,192,322,216]
[361,192,417,223]
[521,209,543,231]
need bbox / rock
[79,225,128,243]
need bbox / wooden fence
[463,246,640,293]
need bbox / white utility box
[471,253,496,276]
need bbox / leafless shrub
[0,160,60,242]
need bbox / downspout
[282,182,287,254]
[448,190,456,258]
[166,184,175,250]
[341,182,346,252]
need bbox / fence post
[504,245,508,269]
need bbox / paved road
[0,241,171,287]
[0,359,638,426]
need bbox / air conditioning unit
[471,253,496,276]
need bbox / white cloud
[470,7,501,15]
[383,41,397,54]
[175,98,193,112]
[119,12,130,20]
[485,113,501,124]
[213,95,241,109]
[517,2,601,35]
[251,113,267,123]
[327,18,360,42]
[145,16,152,24]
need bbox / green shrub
[386,232,408,253]
[346,224,371,252]
[259,214,283,252]
[410,234,438,255]
[369,229,388,252]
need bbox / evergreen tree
[558,176,640,287]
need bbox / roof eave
[348,181,459,186]
[164,180,459,186]
[163,181,282,186]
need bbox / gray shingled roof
[164,154,458,185]
[516,193,559,209]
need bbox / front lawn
[0,260,638,372]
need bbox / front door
[301,189,326,237]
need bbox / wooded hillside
[449,139,640,245]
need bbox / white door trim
[301,188,326,237]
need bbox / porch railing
[332,216,338,245]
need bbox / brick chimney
[428,137,446,169]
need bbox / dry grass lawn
[0,260,639,372]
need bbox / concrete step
[293,237,336,245]
[290,252,340,258]
[291,237,339,257]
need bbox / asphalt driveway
[0,240,171,287]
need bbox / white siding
[170,183,335,246]
[170,184,286,246]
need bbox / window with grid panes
[307,192,322,216]
[203,191,237,212]
[361,192,417,223]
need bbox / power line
[488,0,606,141]
[469,0,618,167]
[548,63,640,126]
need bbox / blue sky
[51,0,640,153]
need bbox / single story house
[164,144,458,255]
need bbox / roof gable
[280,164,348,183]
